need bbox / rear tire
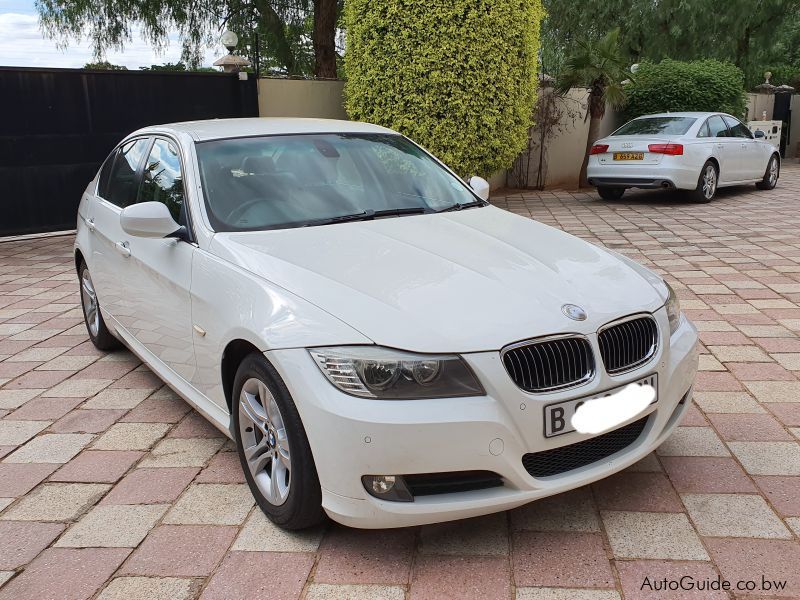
[756,154,779,190]
[597,187,625,201]
[233,353,325,530]
[689,160,718,203]
[78,261,121,351]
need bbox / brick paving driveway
[1,166,800,599]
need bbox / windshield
[612,117,697,136]
[195,133,480,231]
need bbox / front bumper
[266,309,698,528]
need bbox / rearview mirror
[120,202,183,238]
[754,130,765,139]
[468,176,491,201]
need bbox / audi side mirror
[754,130,765,139]
[468,176,491,201]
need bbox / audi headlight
[308,346,485,399]
[665,281,682,335]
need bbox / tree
[344,0,544,178]
[36,0,340,77]
[83,61,126,70]
[541,0,800,85]
[139,62,217,73]
[556,29,632,188]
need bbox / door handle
[115,241,131,258]
[716,143,724,149]
[85,217,95,232]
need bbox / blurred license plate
[613,152,644,160]
[543,373,657,438]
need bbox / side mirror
[468,175,491,201]
[754,130,765,139]
[120,202,183,239]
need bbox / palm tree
[557,29,632,187]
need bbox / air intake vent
[598,315,659,374]
[502,336,595,393]
[522,416,649,478]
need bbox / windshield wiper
[435,200,485,213]
[297,207,430,228]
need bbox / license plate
[613,152,644,161]
[543,374,657,438]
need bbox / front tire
[78,261,121,351]
[233,353,324,530]
[756,154,779,190]
[597,186,625,201]
[689,160,718,203]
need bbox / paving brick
[512,531,614,588]
[195,451,245,483]
[6,396,82,420]
[120,524,236,577]
[0,419,49,445]
[657,427,729,457]
[82,388,152,410]
[661,456,757,493]
[0,521,65,569]
[592,472,683,512]
[120,396,191,423]
[0,462,58,497]
[168,411,222,438]
[56,504,167,547]
[705,539,800,598]
[753,476,800,516]
[420,513,508,555]
[682,493,791,538]
[0,547,129,600]
[314,526,415,585]
[100,467,199,505]
[200,551,313,600]
[744,380,800,403]
[162,483,253,525]
[0,482,109,522]
[601,511,708,560]
[138,437,224,468]
[410,555,511,600]
[728,441,800,475]
[233,509,324,552]
[693,392,765,413]
[92,422,170,451]
[707,413,794,441]
[305,584,406,600]
[49,409,127,433]
[511,487,600,532]
[516,590,620,600]
[51,450,142,483]
[4,432,93,464]
[97,577,197,600]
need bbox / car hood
[210,206,665,353]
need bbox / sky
[0,0,218,69]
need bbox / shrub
[625,59,747,119]
[343,0,544,178]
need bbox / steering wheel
[224,199,268,224]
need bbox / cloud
[0,12,218,69]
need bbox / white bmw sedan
[76,118,698,529]
[587,112,780,202]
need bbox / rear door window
[723,116,753,139]
[706,116,730,138]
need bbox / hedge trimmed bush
[625,59,747,119]
[343,0,544,178]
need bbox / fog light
[362,475,413,502]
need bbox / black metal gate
[0,67,259,236]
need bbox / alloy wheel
[81,269,100,337]
[702,165,717,200]
[769,158,779,186]
[239,377,291,505]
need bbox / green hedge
[625,59,747,119]
[343,0,544,178]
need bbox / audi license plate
[543,373,657,438]
[613,152,644,160]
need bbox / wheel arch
[221,338,264,412]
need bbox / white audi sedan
[587,112,780,201]
[76,118,698,529]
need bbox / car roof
[133,117,396,142]
[631,112,728,119]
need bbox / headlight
[665,281,682,335]
[308,346,485,399]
